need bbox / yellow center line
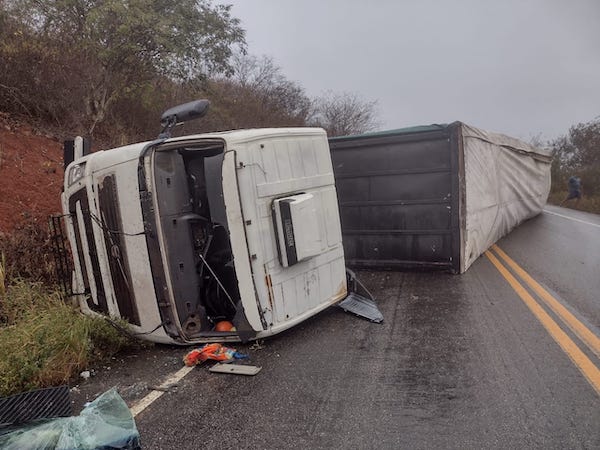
[485,250,600,396]
[491,244,600,360]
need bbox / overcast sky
[227,0,600,141]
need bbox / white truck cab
[61,102,353,344]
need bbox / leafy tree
[310,91,380,137]
[550,117,600,195]
[0,9,88,126]
[3,0,246,134]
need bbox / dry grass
[547,192,600,215]
[0,254,5,299]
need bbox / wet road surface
[80,206,600,449]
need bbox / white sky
[227,0,600,141]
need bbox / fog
[229,0,600,140]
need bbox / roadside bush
[550,117,600,213]
[0,216,57,284]
[547,192,600,215]
[0,278,133,396]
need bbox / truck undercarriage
[140,140,246,341]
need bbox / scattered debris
[249,340,265,351]
[0,388,140,449]
[209,363,262,376]
[340,269,384,323]
[183,343,248,366]
[79,370,91,380]
[338,293,384,323]
[119,382,149,400]
[148,383,179,393]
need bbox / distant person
[560,176,583,206]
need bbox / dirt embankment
[0,113,64,232]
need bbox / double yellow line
[485,244,600,396]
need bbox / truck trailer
[329,122,552,273]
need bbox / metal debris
[338,292,384,323]
[0,385,71,428]
[209,364,262,376]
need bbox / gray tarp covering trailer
[329,122,552,273]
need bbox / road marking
[485,250,600,396]
[130,366,194,418]
[492,244,600,359]
[543,209,600,229]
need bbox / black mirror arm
[158,115,178,139]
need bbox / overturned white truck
[58,100,379,345]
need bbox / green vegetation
[0,276,132,396]
[1,0,245,135]
[0,221,135,397]
[548,118,600,214]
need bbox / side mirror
[159,99,210,138]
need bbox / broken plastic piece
[340,269,383,323]
[338,293,384,323]
[0,388,139,449]
[183,343,249,366]
[209,364,262,376]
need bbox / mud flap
[338,269,384,323]
[232,302,257,343]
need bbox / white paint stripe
[543,209,600,229]
[130,365,194,417]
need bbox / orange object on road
[214,321,235,332]
[183,343,248,366]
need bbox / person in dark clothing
[561,176,583,206]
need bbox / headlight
[68,163,86,186]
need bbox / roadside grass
[0,267,137,397]
[547,192,600,215]
[0,220,143,397]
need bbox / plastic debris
[338,293,384,323]
[0,388,140,450]
[183,343,249,366]
[209,363,262,376]
[340,269,384,323]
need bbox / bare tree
[198,53,310,130]
[528,133,546,149]
[310,91,380,137]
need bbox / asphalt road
[75,206,600,449]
